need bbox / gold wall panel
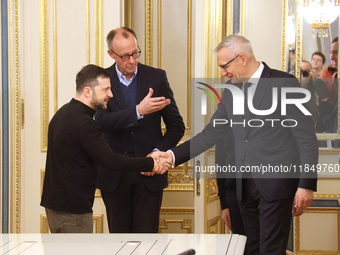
[207,216,222,234]
[295,207,340,254]
[159,219,192,233]
[40,214,104,233]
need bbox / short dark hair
[76,64,111,93]
[312,51,326,64]
[332,37,338,44]
[106,27,137,51]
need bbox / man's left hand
[292,188,313,217]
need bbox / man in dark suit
[155,34,318,254]
[95,27,185,233]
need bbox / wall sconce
[299,0,340,37]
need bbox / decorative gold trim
[319,148,340,154]
[9,0,21,233]
[317,134,340,140]
[207,216,222,234]
[282,0,287,72]
[145,0,153,66]
[124,0,132,28]
[159,219,192,233]
[314,194,340,199]
[204,0,212,78]
[157,0,161,68]
[187,0,192,129]
[40,214,49,233]
[40,0,49,153]
[295,207,340,254]
[168,172,192,184]
[240,0,245,35]
[295,1,302,79]
[95,189,101,198]
[226,0,233,36]
[53,0,58,112]
[93,214,104,233]
[41,169,45,197]
[160,207,195,214]
[40,214,104,233]
[86,0,90,64]
[207,178,218,203]
[215,0,222,78]
[164,184,194,191]
[95,0,103,67]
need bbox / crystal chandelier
[299,0,340,37]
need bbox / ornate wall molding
[40,0,49,153]
[145,0,153,66]
[157,0,161,68]
[206,178,218,203]
[204,0,212,78]
[187,0,192,130]
[53,0,58,112]
[207,216,222,234]
[282,0,287,72]
[95,0,103,67]
[86,0,90,64]
[159,219,192,233]
[40,214,104,233]
[9,0,21,233]
[160,207,194,214]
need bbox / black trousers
[225,187,246,235]
[239,178,294,255]
[101,172,163,233]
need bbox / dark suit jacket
[172,62,318,202]
[95,63,185,192]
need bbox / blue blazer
[95,63,185,192]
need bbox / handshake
[143,151,174,176]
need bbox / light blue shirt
[115,64,142,119]
[115,64,138,86]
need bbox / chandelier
[299,0,340,37]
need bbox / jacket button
[245,140,248,143]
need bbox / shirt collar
[115,64,138,86]
[248,61,264,87]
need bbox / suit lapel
[109,64,126,109]
[245,62,271,137]
[135,63,150,103]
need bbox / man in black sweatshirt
[40,64,168,233]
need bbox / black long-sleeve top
[40,99,154,213]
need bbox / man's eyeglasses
[220,54,240,69]
[111,45,142,62]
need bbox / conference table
[0,233,246,255]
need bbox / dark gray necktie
[244,82,252,120]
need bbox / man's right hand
[137,88,171,116]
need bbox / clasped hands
[142,151,174,176]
